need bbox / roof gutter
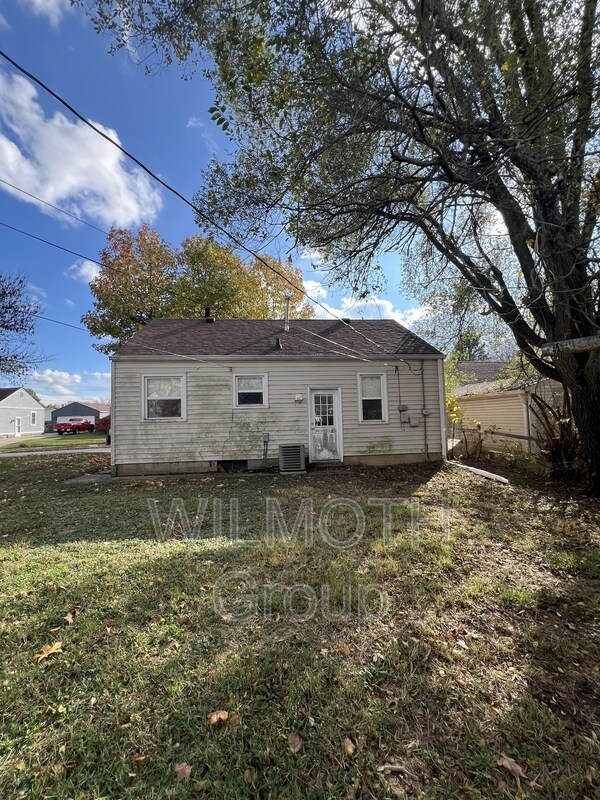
[111,353,445,362]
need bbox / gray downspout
[524,390,532,454]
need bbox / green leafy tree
[80,0,600,491]
[82,225,179,354]
[82,227,313,353]
[451,331,490,362]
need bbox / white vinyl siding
[113,358,443,468]
[0,389,45,438]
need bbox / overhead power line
[0,177,109,235]
[0,221,106,268]
[0,48,394,358]
[3,219,381,363]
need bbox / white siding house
[456,364,563,452]
[111,318,446,476]
[0,388,45,438]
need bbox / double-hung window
[235,374,268,407]
[358,373,388,422]
[144,376,184,419]
[31,411,37,426]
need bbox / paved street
[0,447,110,458]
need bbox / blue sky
[0,0,423,404]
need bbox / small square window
[359,374,387,423]
[235,375,267,407]
[144,376,183,419]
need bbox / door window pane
[314,393,334,426]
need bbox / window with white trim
[31,411,37,426]
[235,374,268,407]
[144,376,184,419]
[358,373,387,422]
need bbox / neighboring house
[455,361,563,451]
[0,388,45,438]
[110,318,446,476]
[50,402,110,426]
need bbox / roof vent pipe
[204,306,211,318]
[276,337,283,349]
[284,292,291,332]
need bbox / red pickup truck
[54,417,96,435]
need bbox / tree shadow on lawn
[3,521,599,799]
[3,464,599,798]
[0,462,443,549]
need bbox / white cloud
[313,295,428,328]
[0,69,162,227]
[27,283,47,299]
[0,11,9,29]
[27,369,112,405]
[303,279,328,299]
[186,116,219,155]
[86,371,111,383]
[65,259,100,283]
[65,298,75,308]
[29,369,82,401]
[299,248,324,264]
[19,0,71,27]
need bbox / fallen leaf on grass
[229,713,241,726]
[243,768,253,784]
[33,641,63,662]
[64,607,82,625]
[207,710,229,725]
[288,732,303,754]
[497,754,527,784]
[174,762,192,782]
[344,737,356,757]
[377,764,417,779]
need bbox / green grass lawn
[0,455,598,799]
[0,433,107,450]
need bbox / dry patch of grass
[0,455,598,799]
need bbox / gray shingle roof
[0,388,18,402]
[456,361,509,384]
[115,318,442,359]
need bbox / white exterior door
[309,389,342,462]
[14,417,21,437]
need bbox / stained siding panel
[113,358,443,467]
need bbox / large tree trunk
[557,354,600,495]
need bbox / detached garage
[51,402,109,426]
[457,375,563,452]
